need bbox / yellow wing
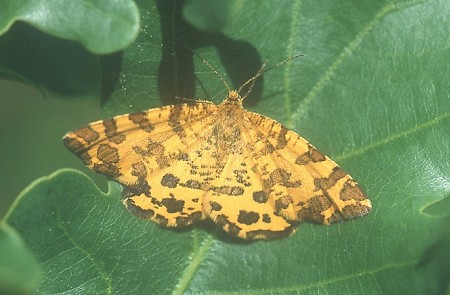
[204,110,371,240]
[63,102,221,227]
[245,112,372,224]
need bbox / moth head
[193,49,303,103]
[227,90,241,102]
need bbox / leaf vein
[335,109,450,162]
[201,259,417,295]
[171,235,214,295]
[292,0,427,124]
[283,0,302,128]
[54,201,113,294]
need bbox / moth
[63,55,371,240]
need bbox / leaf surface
[0,0,140,54]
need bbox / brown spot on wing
[263,142,276,154]
[295,144,326,165]
[133,139,168,167]
[125,198,155,219]
[252,191,269,203]
[245,227,295,240]
[121,162,151,199]
[215,214,242,236]
[161,197,185,213]
[267,168,301,188]
[103,118,126,144]
[315,167,347,190]
[153,214,169,226]
[175,211,203,227]
[275,195,293,212]
[181,179,202,190]
[262,213,271,223]
[209,201,222,211]
[237,210,260,225]
[177,152,189,161]
[341,203,371,219]
[211,185,244,196]
[74,126,99,144]
[168,105,187,138]
[298,195,333,224]
[129,112,154,132]
[161,173,180,188]
[276,126,288,149]
[93,163,121,179]
[340,181,367,201]
[97,144,119,164]
[233,169,251,186]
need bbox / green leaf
[0,223,40,295]
[182,0,235,32]
[0,0,140,94]
[4,0,450,294]
[0,23,101,95]
[0,0,140,54]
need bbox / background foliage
[1,0,449,294]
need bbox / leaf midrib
[204,259,416,295]
[54,198,113,294]
[335,109,450,162]
[291,0,427,125]
[172,232,417,295]
[171,234,214,295]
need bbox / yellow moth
[63,55,371,240]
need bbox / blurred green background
[0,80,105,218]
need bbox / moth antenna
[238,54,304,100]
[240,63,266,101]
[191,50,232,93]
